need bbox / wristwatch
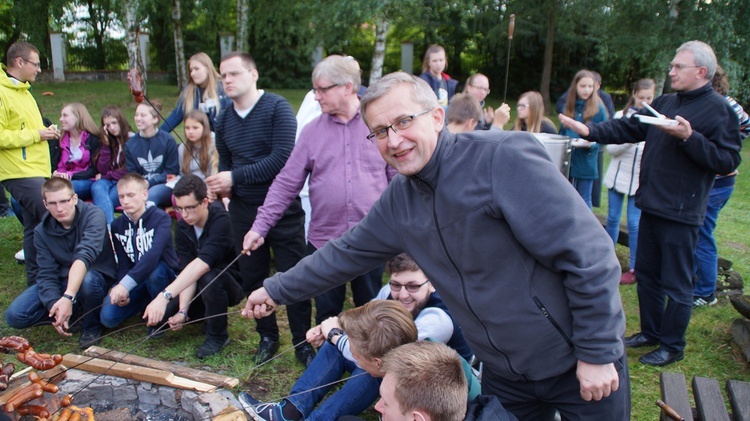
[327,328,345,345]
[62,294,76,304]
[161,289,173,301]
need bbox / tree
[171,0,186,87]
[236,0,248,52]
[124,0,145,91]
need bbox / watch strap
[327,327,345,344]
[62,294,76,304]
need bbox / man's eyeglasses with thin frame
[45,195,75,208]
[21,58,40,69]
[366,108,433,143]
[174,202,203,214]
[312,84,340,94]
[388,279,429,293]
[668,64,701,72]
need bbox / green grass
[1,82,749,419]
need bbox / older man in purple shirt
[244,55,396,367]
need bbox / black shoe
[79,329,102,349]
[147,326,166,339]
[295,343,316,368]
[639,348,684,366]
[254,336,280,365]
[196,337,230,359]
[625,333,658,348]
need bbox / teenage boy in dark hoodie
[5,177,116,349]
[100,173,178,333]
[142,174,244,358]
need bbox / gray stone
[137,384,162,406]
[112,384,139,405]
[192,400,212,421]
[159,387,179,408]
[181,390,199,413]
[199,391,230,415]
[732,318,750,362]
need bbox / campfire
[0,337,245,421]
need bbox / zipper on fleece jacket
[416,176,525,379]
[533,296,574,348]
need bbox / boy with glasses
[100,173,178,333]
[238,254,476,421]
[142,174,244,358]
[5,177,116,349]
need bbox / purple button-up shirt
[252,110,396,249]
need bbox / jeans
[635,213,698,352]
[311,242,384,324]
[286,342,381,420]
[3,177,47,285]
[482,355,630,420]
[605,189,641,269]
[571,178,594,209]
[693,185,734,297]
[71,179,94,201]
[100,262,175,328]
[147,183,173,208]
[91,179,121,225]
[6,270,110,333]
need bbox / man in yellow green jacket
[0,42,60,286]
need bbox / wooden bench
[659,371,750,420]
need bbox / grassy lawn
[0,81,748,419]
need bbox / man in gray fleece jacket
[242,72,629,420]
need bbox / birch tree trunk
[236,0,249,53]
[172,0,187,88]
[124,0,146,94]
[369,16,388,85]
[540,6,555,112]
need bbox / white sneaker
[14,249,24,263]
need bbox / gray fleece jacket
[265,129,625,382]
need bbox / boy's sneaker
[239,392,300,421]
[693,294,718,308]
[196,337,230,359]
[14,249,24,264]
[79,329,102,349]
[620,269,636,285]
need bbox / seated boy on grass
[100,173,179,334]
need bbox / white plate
[635,114,679,126]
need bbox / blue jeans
[71,179,94,201]
[100,262,175,328]
[147,184,173,208]
[6,270,110,333]
[693,185,734,297]
[572,178,594,209]
[286,342,381,420]
[606,189,641,269]
[91,179,121,225]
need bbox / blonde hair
[63,103,103,140]
[447,93,482,125]
[339,300,418,361]
[382,342,467,421]
[513,91,547,133]
[183,53,222,117]
[182,110,217,177]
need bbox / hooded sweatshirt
[111,205,179,291]
[35,201,116,310]
[0,66,51,181]
[125,129,179,187]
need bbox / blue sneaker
[238,392,293,421]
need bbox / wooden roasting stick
[82,346,239,388]
[62,354,215,392]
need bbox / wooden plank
[82,346,239,388]
[726,380,750,421]
[692,376,730,421]
[0,365,67,405]
[61,354,214,392]
[213,406,248,421]
[660,372,694,421]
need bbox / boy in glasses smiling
[142,174,244,358]
[5,177,116,349]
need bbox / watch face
[163,290,172,300]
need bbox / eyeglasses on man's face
[45,195,75,208]
[668,63,700,72]
[21,57,40,69]
[366,108,433,142]
[388,279,429,293]
[312,83,340,94]
[174,202,202,214]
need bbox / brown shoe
[620,269,636,285]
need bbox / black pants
[308,242,385,324]
[482,355,630,420]
[0,184,10,214]
[2,177,47,286]
[635,212,699,352]
[230,196,308,343]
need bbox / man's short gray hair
[677,40,717,80]
[312,55,361,92]
[361,72,439,128]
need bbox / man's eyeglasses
[174,202,202,214]
[470,84,490,93]
[366,108,433,142]
[388,279,429,293]
[45,195,75,208]
[668,64,700,72]
[312,84,340,94]
[21,58,40,69]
